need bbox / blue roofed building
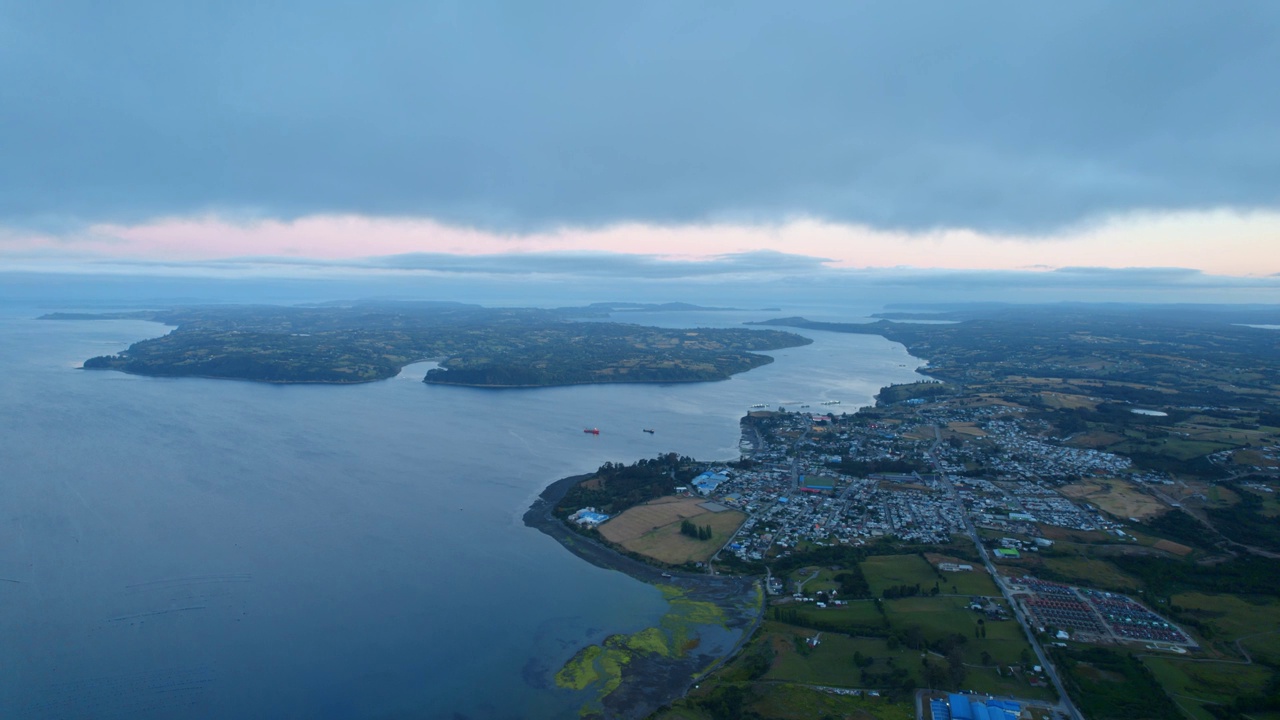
[692,471,729,495]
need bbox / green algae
[555,583,741,716]
[555,644,604,690]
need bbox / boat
[583,428,599,435]
[750,403,768,409]
[661,572,672,578]
[643,428,655,434]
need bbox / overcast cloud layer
[3,1,1278,235]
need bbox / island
[44,302,810,386]
[528,303,1280,720]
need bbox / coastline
[524,473,763,719]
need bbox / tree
[946,647,967,686]
[923,660,949,689]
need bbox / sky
[2,2,1278,301]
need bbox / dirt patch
[1068,431,1126,449]
[1059,479,1166,519]
[1153,539,1193,556]
[945,422,987,437]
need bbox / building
[569,507,610,526]
[692,471,729,495]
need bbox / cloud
[1,2,1277,235]
[366,249,831,278]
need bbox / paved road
[928,424,1082,720]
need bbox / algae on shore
[553,582,742,717]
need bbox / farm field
[1038,556,1141,590]
[861,554,940,596]
[883,596,1036,667]
[1142,656,1272,720]
[747,683,914,720]
[765,626,913,688]
[1059,478,1166,519]
[921,554,1000,596]
[1171,593,1280,649]
[599,496,745,564]
[598,496,708,543]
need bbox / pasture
[1059,478,1166,519]
[599,496,745,564]
[861,554,940,596]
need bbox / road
[927,424,1082,720]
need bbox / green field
[1172,592,1280,642]
[882,596,1037,667]
[784,600,888,633]
[749,683,914,720]
[765,627,917,687]
[1142,657,1273,720]
[862,554,940,596]
[938,569,1001,597]
[963,666,1059,701]
[1039,556,1141,590]
[653,681,915,720]
[787,567,842,595]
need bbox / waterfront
[0,306,925,719]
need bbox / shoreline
[524,473,762,719]
[523,472,755,601]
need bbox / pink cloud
[2,209,1277,276]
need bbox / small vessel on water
[750,403,768,409]
[661,572,672,578]
[643,428,655,434]
[583,428,599,435]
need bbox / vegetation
[876,381,952,405]
[60,302,810,386]
[1203,482,1280,553]
[753,304,1280,480]
[681,520,715,541]
[556,455,695,518]
[1109,554,1280,597]
[1052,646,1183,720]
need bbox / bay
[0,306,925,719]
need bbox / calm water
[0,307,924,719]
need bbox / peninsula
[533,303,1280,720]
[45,302,810,386]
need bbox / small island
[46,301,810,387]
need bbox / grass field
[861,554,940,596]
[748,683,914,720]
[788,567,842,595]
[1142,657,1273,720]
[923,554,1001,596]
[963,666,1059,701]
[765,626,914,687]
[1059,479,1166,519]
[786,600,888,633]
[1152,539,1194,556]
[654,681,915,720]
[1039,556,1141,590]
[599,496,746,564]
[883,596,1036,667]
[598,496,710,542]
[945,421,988,436]
[1171,592,1280,643]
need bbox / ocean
[0,306,925,719]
